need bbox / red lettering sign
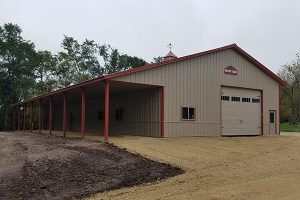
[224,66,238,75]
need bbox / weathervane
[168,43,172,51]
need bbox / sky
[1,0,300,73]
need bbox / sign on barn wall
[224,66,238,75]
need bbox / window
[116,108,124,121]
[270,112,275,123]
[231,96,240,102]
[221,96,230,101]
[252,98,260,103]
[98,110,104,120]
[182,106,195,120]
[242,97,251,102]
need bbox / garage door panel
[221,87,261,136]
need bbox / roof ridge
[12,43,286,106]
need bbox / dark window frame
[231,96,241,102]
[252,98,260,103]
[270,111,275,123]
[181,106,196,121]
[221,96,230,101]
[242,97,251,102]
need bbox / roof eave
[11,43,286,106]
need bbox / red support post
[63,93,67,137]
[18,107,21,130]
[104,81,110,143]
[278,85,280,135]
[81,88,86,139]
[23,105,26,131]
[161,86,164,138]
[49,97,52,135]
[30,102,33,132]
[13,108,16,131]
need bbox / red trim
[161,86,164,138]
[81,88,86,139]
[220,85,263,135]
[11,44,286,107]
[103,44,286,85]
[12,77,106,106]
[104,81,110,143]
[110,79,163,87]
[49,97,52,135]
[38,100,42,134]
[23,105,26,131]
[261,91,264,135]
[221,85,263,92]
[278,85,280,135]
[30,102,33,132]
[232,46,286,86]
[63,93,67,137]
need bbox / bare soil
[0,132,183,200]
[89,134,300,200]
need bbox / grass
[280,122,300,132]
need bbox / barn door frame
[220,85,263,136]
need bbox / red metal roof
[12,43,286,106]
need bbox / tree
[0,23,38,130]
[57,36,147,87]
[56,36,101,87]
[278,53,300,123]
[102,46,147,73]
[152,56,164,63]
[0,24,148,130]
[34,51,57,95]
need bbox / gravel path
[89,135,300,200]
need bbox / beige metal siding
[46,87,161,137]
[113,49,279,137]
[109,88,161,136]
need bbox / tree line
[278,54,300,125]
[1,23,299,131]
[0,23,150,130]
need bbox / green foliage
[289,117,299,131]
[280,122,300,132]
[56,36,101,87]
[34,51,57,94]
[278,54,300,123]
[56,36,147,87]
[0,23,148,130]
[104,47,147,73]
[152,56,164,63]
[0,23,38,130]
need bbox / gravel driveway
[90,134,300,200]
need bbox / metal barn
[11,44,286,142]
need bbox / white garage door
[221,87,261,136]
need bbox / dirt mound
[0,132,183,200]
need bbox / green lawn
[280,122,300,132]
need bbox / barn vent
[163,50,177,61]
[163,43,177,61]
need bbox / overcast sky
[1,0,300,73]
